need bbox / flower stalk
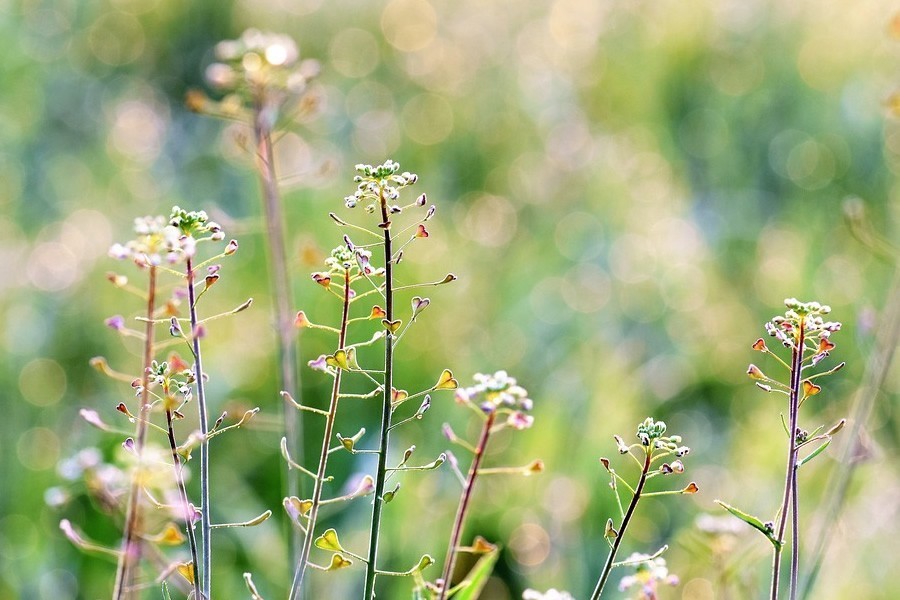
[437,410,495,600]
[185,255,213,599]
[723,299,844,600]
[112,265,158,600]
[253,106,303,525]
[289,259,352,599]
[591,446,651,600]
[163,367,202,600]
[363,185,395,600]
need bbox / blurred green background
[2,0,899,598]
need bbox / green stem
[290,270,351,599]
[186,256,212,599]
[165,407,202,600]
[364,189,394,600]
[253,107,303,561]
[437,411,495,600]
[112,266,157,600]
[771,320,805,600]
[590,448,652,600]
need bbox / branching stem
[591,448,652,600]
[290,268,352,599]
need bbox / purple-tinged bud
[416,193,427,206]
[308,354,329,372]
[109,243,130,260]
[224,239,238,255]
[122,437,136,454]
[507,411,534,430]
[442,423,456,441]
[105,315,125,331]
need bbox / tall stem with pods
[718,299,845,600]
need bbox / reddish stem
[113,265,157,600]
[437,410,496,600]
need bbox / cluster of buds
[138,357,195,412]
[108,208,230,268]
[748,298,844,397]
[763,298,842,349]
[346,160,419,209]
[455,370,534,430]
[617,553,680,600]
[634,418,690,457]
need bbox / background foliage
[1,0,898,598]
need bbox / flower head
[617,553,679,600]
[455,371,533,421]
[199,30,319,124]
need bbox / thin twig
[254,106,303,563]
[290,267,352,599]
[113,265,158,600]
[186,256,212,598]
[437,411,495,600]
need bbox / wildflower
[617,553,679,600]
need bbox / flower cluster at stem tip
[345,160,419,209]
[203,29,319,102]
[137,357,195,410]
[764,298,842,348]
[108,207,229,267]
[635,417,690,456]
[455,370,534,430]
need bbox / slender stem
[437,411,496,600]
[165,407,202,600]
[364,189,394,600]
[591,448,652,600]
[790,465,799,600]
[186,256,212,599]
[771,321,805,600]
[113,266,157,600]
[253,107,303,559]
[289,271,351,599]
[800,267,900,599]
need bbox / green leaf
[798,437,832,468]
[715,500,781,549]
[450,549,499,600]
[161,582,172,600]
